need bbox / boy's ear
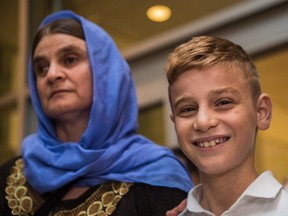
[257,93,272,130]
[170,113,175,123]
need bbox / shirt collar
[241,170,282,198]
[185,171,282,214]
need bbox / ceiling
[62,0,244,51]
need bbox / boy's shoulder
[183,171,288,215]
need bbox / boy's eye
[182,107,196,112]
[218,100,230,105]
[176,106,197,117]
[216,99,234,108]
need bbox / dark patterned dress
[0,157,187,216]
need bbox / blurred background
[1,0,288,184]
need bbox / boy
[165,36,288,215]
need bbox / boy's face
[169,65,265,175]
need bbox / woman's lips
[50,89,69,98]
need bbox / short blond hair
[165,36,261,100]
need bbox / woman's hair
[32,18,85,56]
[165,36,261,100]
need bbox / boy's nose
[193,108,217,132]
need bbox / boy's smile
[192,136,229,148]
[169,65,259,175]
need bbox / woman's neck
[62,187,90,200]
[55,116,89,142]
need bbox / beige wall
[254,48,288,184]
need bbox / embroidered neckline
[5,158,133,215]
[55,182,133,216]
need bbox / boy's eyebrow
[208,87,241,98]
[172,95,192,110]
[172,87,241,110]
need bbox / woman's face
[33,33,93,122]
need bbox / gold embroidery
[5,159,133,216]
[55,182,133,216]
[5,158,41,215]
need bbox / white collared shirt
[180,171,288,216]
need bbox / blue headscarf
[22,10,193,194]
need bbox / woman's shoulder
[132,182,187,195]
[0,156,22,180]
[113,183,187,215]
[131,182,187,205]
[0,156,22,215]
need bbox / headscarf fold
[22,10,193,194]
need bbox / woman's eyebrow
[56,45,86,55]
[53,45,87,60]
[33,44,87,63]
[32,55,46,66]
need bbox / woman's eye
[64,56,77,65]
[34,64,49,77]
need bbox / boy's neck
[199,167,258,216]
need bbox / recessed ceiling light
[146,5,172,22]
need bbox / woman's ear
[257,93,272,130]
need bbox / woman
[0,10,193,215]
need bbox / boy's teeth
[197,138,225,148]
[210,140,216,146]
[204,142,210,147]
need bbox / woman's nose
[46,63,65,82]
[193,108,217,132]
